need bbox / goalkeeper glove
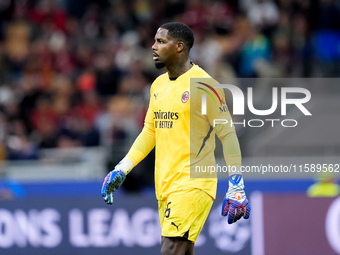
[222,174,251,224]
[101,157,133,205]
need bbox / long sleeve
[126,83,156,166]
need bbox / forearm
[221,131,241,167]
[126,121,155,169]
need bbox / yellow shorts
[158,188,214,243]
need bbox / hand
[221,174,251,224]
[101,169,126,205]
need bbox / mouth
[153,52,159,60]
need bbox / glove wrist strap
[116,157,134,175]
[228,174,244,191]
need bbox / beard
[154,61,165,69]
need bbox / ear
[177,41,184,53]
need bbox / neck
[166,58,192,78]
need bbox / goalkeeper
[101,22,250,255]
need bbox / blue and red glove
[101,169,126,205]
[222,174,251,224]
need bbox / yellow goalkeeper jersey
[142,64,238,200]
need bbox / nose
[152,41,157,51]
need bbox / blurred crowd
[0,0,339,162]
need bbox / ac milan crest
[181,91,189,103]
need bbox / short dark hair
[160,22,194,51]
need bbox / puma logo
[171,222,181,231]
